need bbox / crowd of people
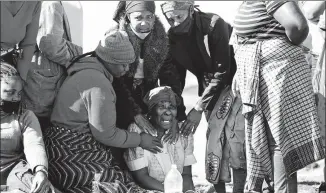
[0,1,325,193]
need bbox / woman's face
[109,63,129,77]
[0,76,23,102]
[152,101,177,131]
[128,11,155,33]
[101,58,130,78]
[164,10,189,27]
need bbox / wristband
[35,168,48,177]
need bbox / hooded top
[50,56,141,148]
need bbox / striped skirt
[43,126,136,193]
[232,37,325,192]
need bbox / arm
[159,49,187,121]
[131,168,164,192]
[271,1,309,45]
[80,76,141,148]
[123,125,164,192]
[194,16,232,112]
[17,2,41,81]
[37,2,82,68]
[182,166,195,192]
[319,11,326,39]
[113,77,158,136]
[21,110,48,173]
[113,77,142,119]
[302,1,325,23]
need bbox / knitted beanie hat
[95,30,136,65]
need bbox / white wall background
[80,1,242,53]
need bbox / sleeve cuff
[30,159,48,174]
[125,158,148,171]
[184,154,197,166]
[194,101,204,112]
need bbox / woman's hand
[30,171,51,193]
[162,119,179,144]
[180,108,202,137]
[134,114,157,136]
[139,133,163,154]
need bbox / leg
[214,182,226,193]
[266,124,298,193]
[232,168,246,193]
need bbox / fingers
[30,180,38,193]
[152,139,163,148]
[147,147,162,154]
[50,183,56,193]
[162,132,172,144]
[180,121,188,135]
[173,132,179,144]
[37,183,49,193]
[181,121,192,136]
[180,121,188,133]
[184,125,192,137]
[192,123,200,134]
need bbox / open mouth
[161,119,173,125]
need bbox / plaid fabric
[233,37,325,192]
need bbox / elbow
[305,10,321,22]
[298,22,310,42]
[287,22,309,45]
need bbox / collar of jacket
[168,11,214,73]
[108,15,169,82]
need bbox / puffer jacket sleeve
[37,1,82,68]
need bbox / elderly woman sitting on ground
[124,86,196,193]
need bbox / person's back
[23,1,83,130]
[43,31,163,193]
[232,2,324,192]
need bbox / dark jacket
[110,15,186,129]
[168,11,236,112]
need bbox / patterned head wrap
[126,1,156,14]
[113,1,156,23]
[143,86,180,112]
[161,1,195,13]
[0,61,20,80]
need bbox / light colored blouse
[124,123,197,183]
[0,110,48,176]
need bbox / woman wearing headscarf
[1,1,41,81]
[110,1,186,143]
[0,62,53,193]
[160,1,247,192]
[124,86,196,193]
[232,1,325,192]
[43,31,163,193]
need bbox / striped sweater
[233,1,287,44]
